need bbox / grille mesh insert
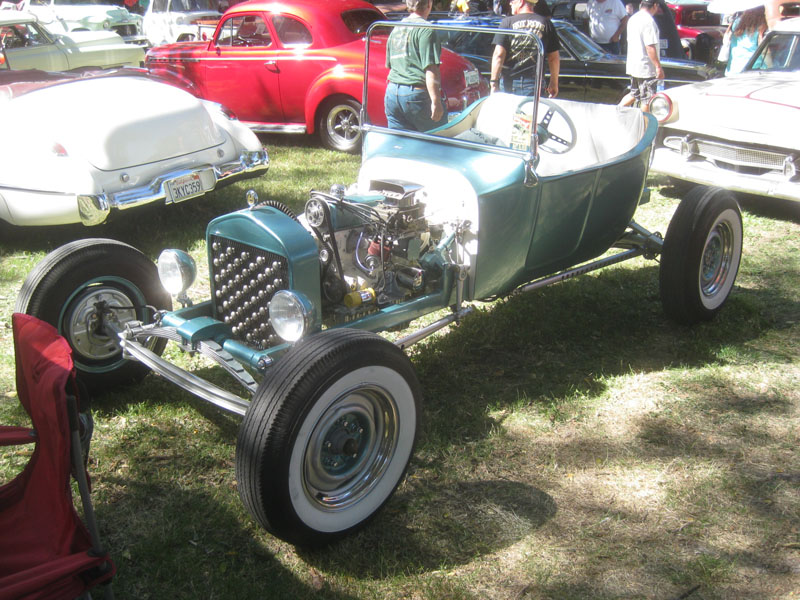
[663,135,788,170]
[209,235,289,350]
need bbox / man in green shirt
[384,0,447,131]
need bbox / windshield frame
[362,19,545,173]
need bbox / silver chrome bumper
[78,149,269,226]
[651,147,800,203]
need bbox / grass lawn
[1,135,798,599]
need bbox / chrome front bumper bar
[651,148,800,203]
[78,149,270,226]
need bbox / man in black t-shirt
[489,0,560,97]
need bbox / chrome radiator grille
[664,135,788,171]
[209,235,289,350]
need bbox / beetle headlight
[158,249,196,296]
[648,94,673,123]
[269,290,313,342]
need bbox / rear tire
[236,329,421,546]
[659,186,743,324]
[15,238,171,392]
[318,97,362,153]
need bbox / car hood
[664,72,800,147]
[3,76,225,170]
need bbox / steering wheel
[516,97,577,154]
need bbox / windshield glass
[363,23,551,154]
[554,23,605,61]
[341,9,383,35]
[748,31,800,71]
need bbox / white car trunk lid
[11,76,224,170]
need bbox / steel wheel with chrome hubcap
[659,185,743,324]
[236,328,421,546]
[14,238,171,391]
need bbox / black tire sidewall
[319,97,362,153]
[236,329,421,546]
[15,238,170,390]
[660,186,743,324]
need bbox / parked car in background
[146,0,487,152]
[666,0,724,63]
[0,11,143,69]
[649,18,800,203]
[142,0,220,46]
[0,68,268,227]
[14,0,148,46]
[433,16,718,104]
[547,0,687,59]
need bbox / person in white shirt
[619,0,664,107]
[587,0,628,54]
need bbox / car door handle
[264,61,279,73]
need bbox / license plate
[166,172,204,203]
[465,69,479,87]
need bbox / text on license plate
[166,173,204,203]
[465,69,479,86]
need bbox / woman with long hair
[726,5,768,74]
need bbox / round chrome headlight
[157,249,196,296]
[648,94,673,123]
[269,290,313,342]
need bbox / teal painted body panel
[205,205,323,328]
[361,112,656,299]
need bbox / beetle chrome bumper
[78,149,270,225]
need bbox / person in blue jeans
[384,0,447,132]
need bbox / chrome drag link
[119,323,252,416]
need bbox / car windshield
[748,31,800,71]
[554,22,605,60]
[341,9,383,35]
[162,0,214,12]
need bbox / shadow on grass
[303,480,557,578]
[94,478,357,599]
[412,265,793,442]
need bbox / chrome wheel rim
[700,220,734,298]
[303,384,398,511]
[64,286,138,362]
[326,105,360,146]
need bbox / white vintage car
[0,11,143,70]
[15,0,148,46]
[649,17,800,203]
[142,0,219,47]
[0,69,269,227]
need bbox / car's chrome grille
[664,135,788,171]
[209,235,289,350]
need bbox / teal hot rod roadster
[15,23,743,546]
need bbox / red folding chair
[0,313,115,600]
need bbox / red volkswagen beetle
[145,0,488,152]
